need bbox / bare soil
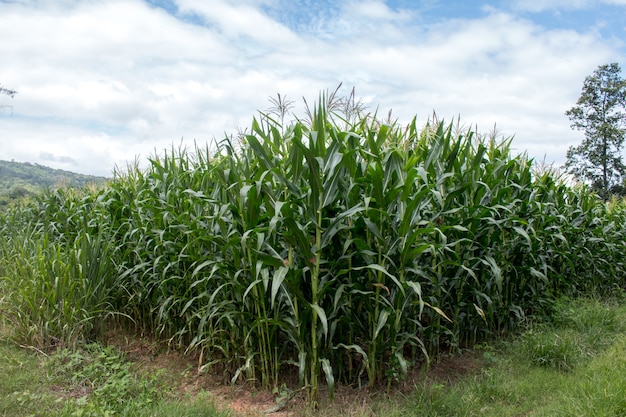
[103,329,486,416]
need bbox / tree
[0,83,17,113]
[565,63,626,198]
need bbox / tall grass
[1,90,625,405]
[0,188,117,348]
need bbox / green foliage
[518,328,587,371]
[565,63,626,198]
[0,338,231,417]
[2,90,626,406]
[401,298,626,417]
[0,339,65,416]
[49,343,161,416]
[515,297,626,372]
[148,391,233,417]
[0,188,118,349]
[0,159,109,210]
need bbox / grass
[2,297,626,416]
[394,297,626,417]
[0,325,232,417]
[0,338,64,416]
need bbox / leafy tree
[565,63,626,198]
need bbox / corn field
[1,92,626,406]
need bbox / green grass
[393,297,626,417]
[0,335,231,417]
[0,339,65,416]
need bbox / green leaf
[311,303,328,338]
[320,358,335,401]
[374,309,390,340]
[270,266,289,309]
[352,264,405,296]
[394,350,409,378]
[513,226,532,247]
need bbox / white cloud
[175,0,299,46]
[512,0,626,12]
[344,0,413,22]
[0,0,621,176]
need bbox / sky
[0,0,625,177]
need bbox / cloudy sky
[0,0,625,177]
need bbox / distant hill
[0,160,109,208]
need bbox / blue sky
[0,0,625,176]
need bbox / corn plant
[2,89,626,407]
[0,228,116,348]
[98,98,626,405]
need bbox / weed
[48,343,161,416]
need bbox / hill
[0,160,109,208]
